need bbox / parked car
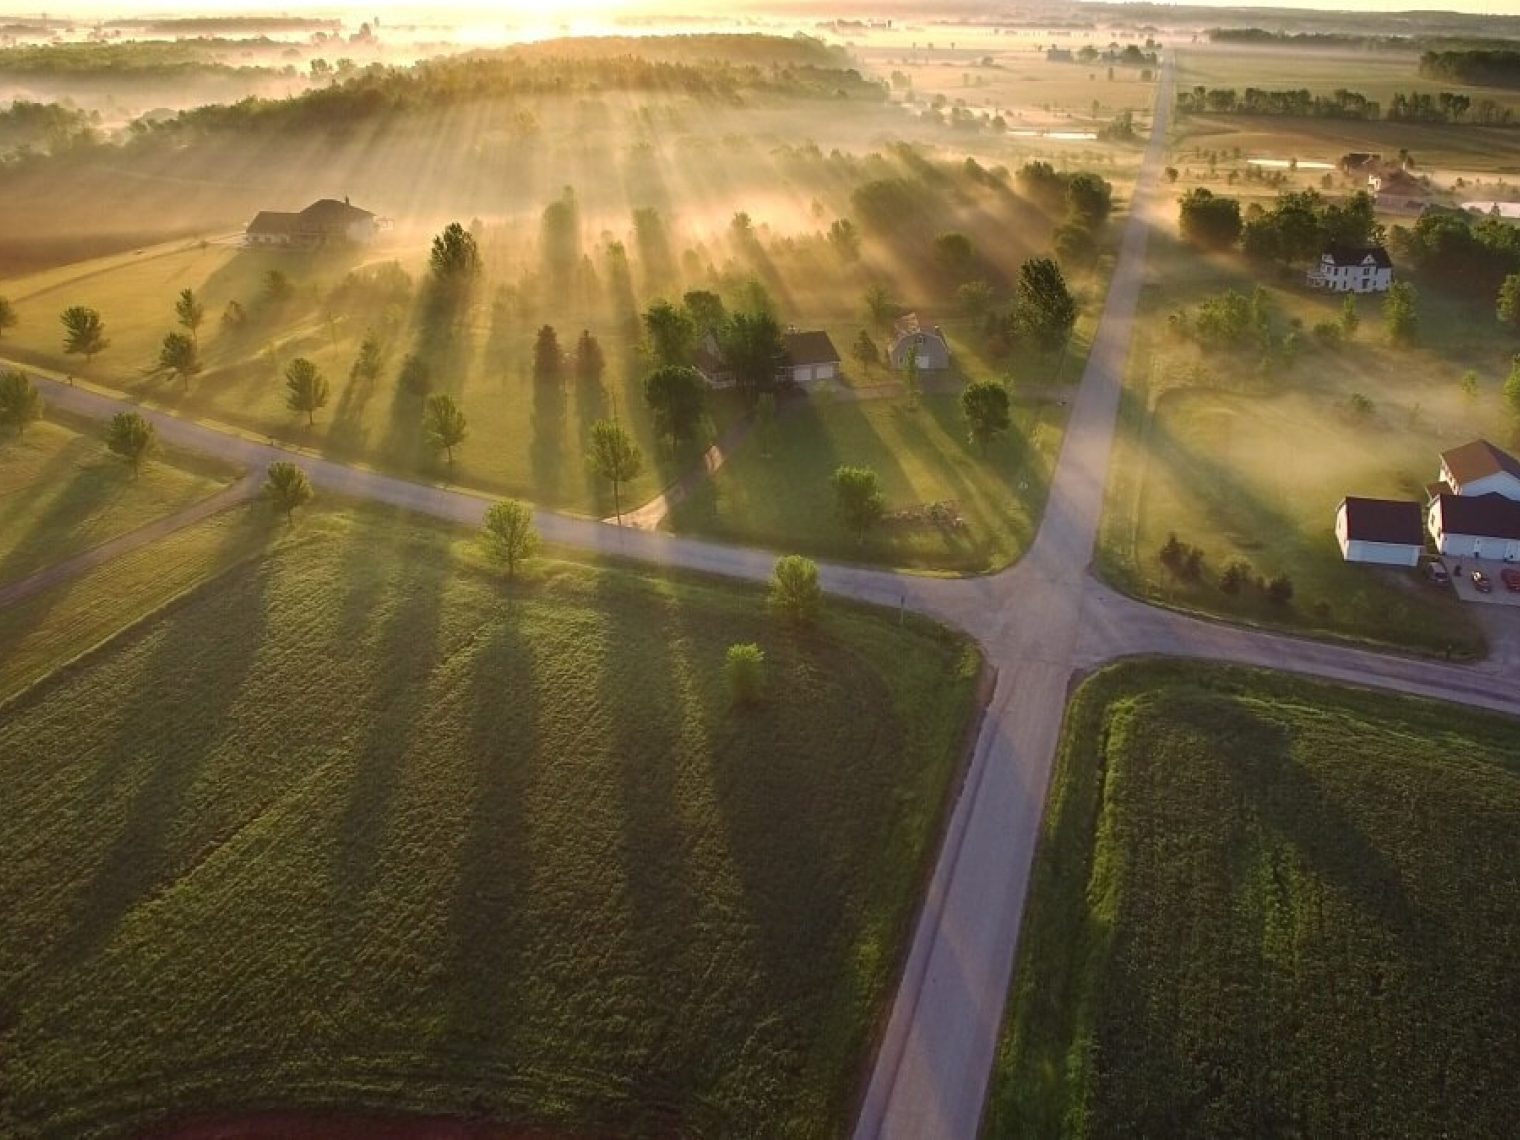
[1472,569,1493,594]
[1424,560,1450,584]
[1502,568,1520,594]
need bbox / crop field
[0,413,234,586]
[670,391,1067,572]
[1099,230,1489,657]
[987,660,1520,1138]
[0,506,981,1137]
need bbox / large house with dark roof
[692,327,841,389]
[1306,245,1393,294]
[246,197,379,250]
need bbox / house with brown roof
[1433,438,1520,502]
[1335,497,1425,566]
[1423,439,1520,559]
[246,197,379,250]
[691,327,841,389]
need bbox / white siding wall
[1458,472,1520,502]
[1343,539,1421,567]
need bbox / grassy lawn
[1098,230,1490,658]
[0,505,981,1138]
[0,414,235,586]
[987,660,1520,1138]
[668,391,1068,573]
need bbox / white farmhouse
[1306,245,1393,294]
[1433,438,1520,501]
[1335,496,1424,566]
[1427,493,1520,560]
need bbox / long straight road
[7,54,1520,1139]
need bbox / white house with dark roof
[1428,493,1520,560]
[1306,245,1393,294]
[1433,438,1520,502]
[246,197,379,250]
[1335,496,1425,566]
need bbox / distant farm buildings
[245,197,382,250]
[1306,245,1394,294]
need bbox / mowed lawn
[669,392,1068,572]
[0,415,234,585]
[0,507,981,1138]
[988,661,1520,1138]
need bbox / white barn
[1335,496,1424,566]
[1427,493,1520,560]
[1306,245,1393,294]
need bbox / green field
[0,413,235,586]
[669,391,1067,572]
[0,506,981,1137]
[1098,230,1488,658]
[987,661,1520,1138]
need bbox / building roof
[298,197,375,225]
[783,330,839,367]
[1434,492,1520,541]
[1440,438,1520,487]
[1339,496,1424,545]
[247,210,302,235]
[1322,244,1392,269]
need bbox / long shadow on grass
[0,445,127,586]
[54,548,272,966]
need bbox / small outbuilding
[1428,492,1520,560]
[1335,496,1425,566]
[889,314,952,371]
[781,329,841,385]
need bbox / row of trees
[1177,85,1495,124]
[1178,188,1381,267]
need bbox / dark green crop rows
[988,661,1520,1138]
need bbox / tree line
[1175,84,1506,124]
[1419,49,1520,89]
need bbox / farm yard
[988,661,1520,1138]
[0,505,981,1138]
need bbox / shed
[1335,496,1424,566]
[781,330,840,385]
[889,314,952,371]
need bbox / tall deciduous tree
[769,554,821,625]
[351,335,383,383]
[852,330,879,372]
[481,499,539,578]
[1505,358,1520,422]
[0,296,17,338]
[1177,188,1243,249]
[1340,294,1361,339]
[644,364,708,444]
[864,284,898,329]
[61,305,108,363]
[725,643,766,705]
[575,329,605,382]
[429,221,481,284]
[962,379,1012,451]
[0,370,43,436]
[533,325,561,381]
[424,393,468,466]
[264,461,313,523]
[398,353,431,396]
[682,290,726,337]
[105,411,155,475]
[643,300,697,367]
[587,419,643,524]
[831,465,886,543]
[1384,281,1419,344]
[718,310,788,401]
[1498,273,1520,326]
[1014,257,1078,351]
[175,288,205,345]
[284,357,329,425]
[157,331,202,389]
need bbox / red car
[1502,568,1520,594]
[1472,569,1493,594]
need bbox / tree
[725,643,766,706]
[717,310,788,400]
[904,346,921,408]
[1384,281,1419,344]
[962,379,1012,451]
[221,300,247,333]
[642,300,697,367]
[1014,257,1078,351]
[424,393,468,467]
[827,218,861,262]
[1165,166,1180,183]
[351,335,383,383]
[284,357,329,426]
[1053,222,1097,266]
[1066,171,1114,227]
[1499,273,1520,326]
[852,329,879,372]
[429,221,481,284]
[398,353,431,396]
[533,325,561,381]
[481,499,539,578]
[0,296,17,338]
[1177,188,1243,249]
[1340,294,1360,339]
[263,270,294,305]
[832,465,886,543]
[0,370,43,436]
[769,554,821,625]
[174,288,204,345]
[1505,358,1520,421]
[864,284,899,329]
[644,364,707,444]
[934,231,976,280]
[575,329,605,382]
[956,279,995,318]
[682,290,726,336]
[60,305,108,363]
[1462,369,1480,400]
[264,461,313,523]
[105,411,155,475]
[587,419,643,524]
[157,330,201,389]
